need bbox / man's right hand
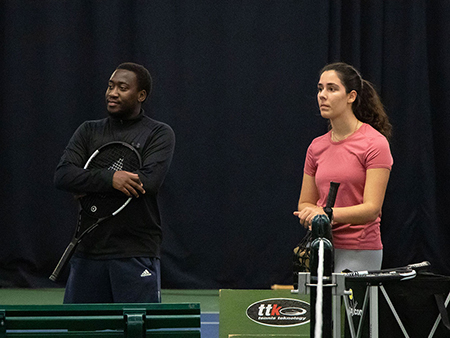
[112,171,146,198]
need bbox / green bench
[0,303,201,338]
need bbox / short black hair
[116,62,152,101]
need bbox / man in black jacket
[54,62,175,303]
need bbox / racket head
[80,141,142,218]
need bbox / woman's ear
[347,90,357,104]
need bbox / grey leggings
[334,249,383,273]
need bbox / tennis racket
[49,141,142,281]
[344,261,431,283]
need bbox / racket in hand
[49,141,142,281]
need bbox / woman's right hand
[293,206,326,229]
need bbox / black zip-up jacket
[54,111,175,259]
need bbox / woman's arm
[294,168,391,227]
[293,173,324,228]
[332,168,390,224]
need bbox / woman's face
[317,70,355,120]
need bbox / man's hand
[112,171,146,198]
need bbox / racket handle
[407,260,431,270]
[325,181,340,208]
[323,182,340,222]
[49,242,76,282]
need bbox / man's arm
[54,123,114,194]
[137,124,176,194]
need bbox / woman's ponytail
[355,79,392,141]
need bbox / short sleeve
[304,144,317,176]
[366,136,393,170]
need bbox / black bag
[292,230,312,288]
[345,272,450,338]
[378,272,450,338]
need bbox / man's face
[105,69,146,119]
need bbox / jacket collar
[109,109,145,126]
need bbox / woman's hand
[293,206,326,229]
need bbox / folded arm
[294,168,390,227]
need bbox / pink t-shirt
[304,123,393,250]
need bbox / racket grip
[325,181,340,208]
[49,242,76,282]
[407,260,431,271]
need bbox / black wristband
[323,206,333,222]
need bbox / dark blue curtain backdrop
[1,0,449,288]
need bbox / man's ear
[138,90,147,103]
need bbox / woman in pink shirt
[294,62,393,272]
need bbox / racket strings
[81,143,141,218]
[90,146,137,172]
[108,157,124,171]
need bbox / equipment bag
[378,271,450,338]
[292,230,312,288]
[345,271,450,338]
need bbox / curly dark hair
[320,62,392,141]
[116,62,153,102]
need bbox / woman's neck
[330,117,361,142]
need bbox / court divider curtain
[1,0,449,288]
